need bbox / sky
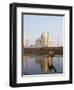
[23,14,64,46]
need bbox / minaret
[24,31,29,48]
[56,34,61,47]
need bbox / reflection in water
[35,55,56,73]
[22,54,63,75]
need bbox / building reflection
[36,55,56,73]
[23,55,30,74]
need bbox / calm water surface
[22,54,63,75]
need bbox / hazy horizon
[23,14,64,47]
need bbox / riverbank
[24,47,63,55]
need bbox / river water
[22,54,63,75]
